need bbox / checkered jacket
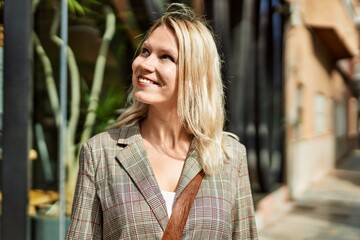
[65,123,258,239]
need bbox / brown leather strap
[162,170,205,240]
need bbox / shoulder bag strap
[161,170,205,240]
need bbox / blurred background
[1,0,360,239]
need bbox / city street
[258,150,360,240]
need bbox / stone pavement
[257,150,360,240]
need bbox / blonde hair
[111,3,228,174]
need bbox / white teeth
[139,78,156,85]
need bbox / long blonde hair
[111,3,228,174]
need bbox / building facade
[284,0,359,198]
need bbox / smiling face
[132,25,179,110]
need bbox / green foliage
[79,79,126,135]
[67,0,101,15]
[95,83,127,133]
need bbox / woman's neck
[140,107,191,158]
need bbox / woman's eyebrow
[142,42,178,58]
[160,47,177,56]
[141,41,149,48]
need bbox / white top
[161,190,176,217]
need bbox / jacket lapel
[115,124,169,231]
[175,145,203,198]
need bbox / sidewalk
[257,150,360,240]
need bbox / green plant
[33,0,118,215]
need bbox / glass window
[336,98,347,136]
[295,84,304,138]
[31,1,151,238]
[31,0,197,238]
[315,93,326,134]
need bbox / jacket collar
[115,122,203,230]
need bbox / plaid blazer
[66,123,258,239]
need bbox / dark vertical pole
[207,0,232,129]
[270,0,285,183]
[210,0,231,75]
[142,0,162,20]
[256,0,271,192]
[2,0,32,239]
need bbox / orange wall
[284,0,358,198]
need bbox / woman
[66,3,258,239]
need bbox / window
[335,98,346,136]
[315,93,326,134]
[295,84,304,138]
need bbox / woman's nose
[139,56,156,72]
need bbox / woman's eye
[141,48,150,56]
[162,55,174,62]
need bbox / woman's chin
[133,93,151,105]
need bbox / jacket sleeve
[66,142,103,240]
[232,143,258,239]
